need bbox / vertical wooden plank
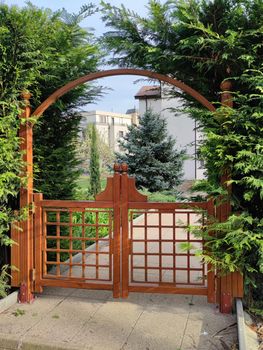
[34,193,43,293]
[121,163,129,298]
[56,211,60,276]
[18,92,34,303]
[206,199,216,303]
[11,222,21,287]
[159,212,162,283]
[43,210,47,277]
[236,272,244,297]
[82,211,85,279]
[113,164,121,298]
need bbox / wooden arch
[14,68,243,313]
[32,68,216,117]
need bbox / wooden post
[18,91,34,303]
[113,164,121,298]
[218,81,243,313]
[34,193,43,293]
[120,163,129,298]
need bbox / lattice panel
[42,208,113,282]
[129,209,206,287]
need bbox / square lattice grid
[129,209,206,286]
[43,208,113,282]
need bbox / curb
[0,291,18,314]
[236,298,247,350]
[236,298,259,350]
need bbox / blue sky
[2,0,163,113]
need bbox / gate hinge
[30,268,36,282]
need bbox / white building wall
[80,110,137,153]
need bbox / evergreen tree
[0,3,103,200]
[89,124,101,197]
[117,110,185,192]
[77,123,114,175]
[101,0,263,103]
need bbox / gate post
[217,81,244,313]
[18,91,34,303]
[34,193,43,293]
[113,164,121,298]
[120,163,129,298]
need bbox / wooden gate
[32,163,216,302]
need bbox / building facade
[135,85,205,180]
[80,110,138,153]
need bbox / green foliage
[0,97,24,296]
[139,188,178,202]
[0,265,11,298]
[0,3,102,295]
[0,2,103,200]
[192,68,263,303]
[12,309,26,317]
[101,0,263,103]
[117,110,185,192]
[89,124,101,197]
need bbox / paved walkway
[0,288,237,350]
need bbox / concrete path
[0,288,237,350]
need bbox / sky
[2,0,164,113]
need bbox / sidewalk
[0,287,237,350]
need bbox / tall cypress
[89,124,101,197]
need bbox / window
[99,115,107,124]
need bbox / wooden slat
[10,222,21,287]
[129,286,208,295]
[40,200,113,208]
[129,202,208,210]
[40,279,113,290]
[34,193,43,293]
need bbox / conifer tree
[117,110,185,192]
[89,124,101,197]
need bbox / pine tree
[89,124,101,197]
[117,110,185,192]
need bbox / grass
[139,188,178,202]
[76,175,107,192]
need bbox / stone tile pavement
[0,287,237,350]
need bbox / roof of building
[126,108,138,114]
[134,86,161,99]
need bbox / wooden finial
[121,163,128,174]
[114,163,121,173]
[220,80,232,92]
[21,91,32,105]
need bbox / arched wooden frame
[15,68,242,313]
[32,68,216,117]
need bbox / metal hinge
[30,268,36,282]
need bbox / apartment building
[80,110,138,153]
